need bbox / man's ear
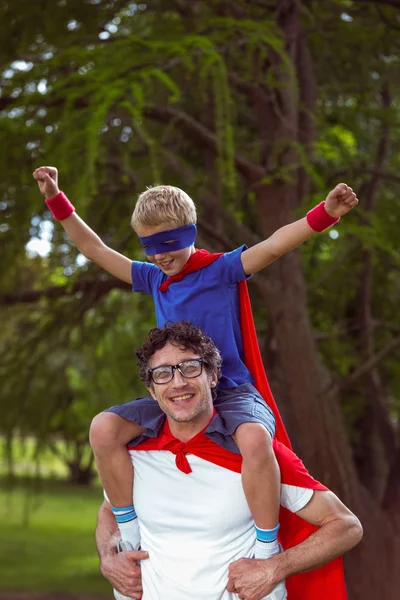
[146,385,156,400]
[210,371,218,388]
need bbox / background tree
[1,1,400,598]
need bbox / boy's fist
[33,166,60,199]
[324,183,359,218]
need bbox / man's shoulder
[281,483,314,513]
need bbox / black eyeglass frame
[148,358,205,385]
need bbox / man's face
[146,342,217,426]
[136,222,194,276]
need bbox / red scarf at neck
[157,409,218,474]
[159,249,222,292]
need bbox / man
[95,321,362,600]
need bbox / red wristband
[45,191,75,221]
[306,201,340,232]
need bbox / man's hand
[324,183,359,218]
[226,557,279,600]
[33,166,60,199]
[100,549,149,600]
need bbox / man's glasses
[148,359,205,385]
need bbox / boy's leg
[90,412,145,549]
[233,423,286,599]
[214,385,286,598]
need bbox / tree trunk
[4,433,15,481]
[66,461,96,486]
[242,3,400,598]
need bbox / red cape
[154,249,347,600]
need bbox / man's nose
[154,252,167,260]
[171,369,187,386]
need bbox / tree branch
[307,241,360,291]
[143,104,265,183]
[382,446,400,524]
[0,91,265,184]
[364,82,391,210]
[47,439,68,462]
[327,169,400,187]
[0,277,130,306]
[353,0,400,9]
[325,333,400,398]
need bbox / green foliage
[316,125,357,163]
[1,0,400,509]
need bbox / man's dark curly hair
[136,320,222,387]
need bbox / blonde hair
[131,185,197,232]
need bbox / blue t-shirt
[131,246,253,388]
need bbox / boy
[34,166,358,600]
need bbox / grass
[0,479,111,595]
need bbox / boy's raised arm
[241,183,358,276]
[33,166,133,284]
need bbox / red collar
[157,409,217,474]
[159,249,223,292]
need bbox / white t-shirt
[129,449,313,600]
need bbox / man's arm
[227,490,363,600]
[273,490,362,578]
[33,166,133,284]
[96,500,148,600]
[241,183,358,276]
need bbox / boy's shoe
[113,540,135,600]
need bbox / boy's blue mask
[138,224,197,256]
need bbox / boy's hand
[324,183,359,218]
[33,166,60,199]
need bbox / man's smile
[168,393,195,404]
